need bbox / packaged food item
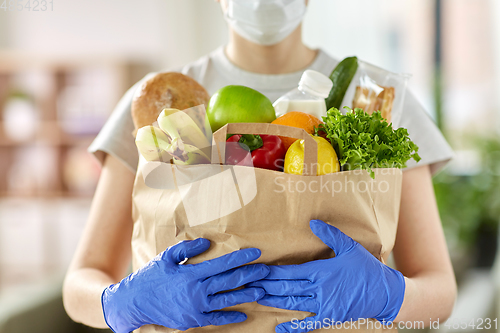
[352,79,395,123]
[273,70,333,119]
[340,61,410,127]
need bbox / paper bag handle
[211,123,318,176]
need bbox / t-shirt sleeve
[397,90,454,175]
[88,74,155,173]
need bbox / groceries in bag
[133,120,409,333]
[325,56,358,111]
[341,61,410,126]
[135,104,213,165]
[207,85,276,132]
[135,85,421,177]
[131,72,420,333]
[225,134,287,171]
[317,107,421,178]
[271,111,323,150]
[273,70,332,119]
[135,126,172,162]
[352,80,395,123]
[131,72,210,133]
[284,135,340,176]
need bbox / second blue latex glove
[248,220,405,333]
[102,238,269,333]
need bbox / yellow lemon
[284,135,340,176]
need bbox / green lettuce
[317,107,421,178]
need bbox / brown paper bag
[131,123,402,333]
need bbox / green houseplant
[433,135,500,267]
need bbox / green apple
[207,85,276,132]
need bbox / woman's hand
[102,239,269,333]
[248,220,405,333]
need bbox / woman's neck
[225,26,318,75]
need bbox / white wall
[0,12,7,48]
[1,0,429,69]
[0,0,447,116]
[0,0,228,70]
[305,0,393,69]
[303,0,434,112]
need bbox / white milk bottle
[273,70,333,119]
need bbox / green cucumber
[325,56,358,110]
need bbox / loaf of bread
[131,72,210,132]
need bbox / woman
[63,0,457,332]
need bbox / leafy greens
[317,107,421,178]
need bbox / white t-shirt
[88,46,453,174]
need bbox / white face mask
[224,0,307,46]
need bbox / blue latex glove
[102,238,269,333]
[248,220,405,333]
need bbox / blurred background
[0,0,499,332]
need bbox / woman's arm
[393,165,457,324]
[63,154,135,328]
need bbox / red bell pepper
[226,134,286,171]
